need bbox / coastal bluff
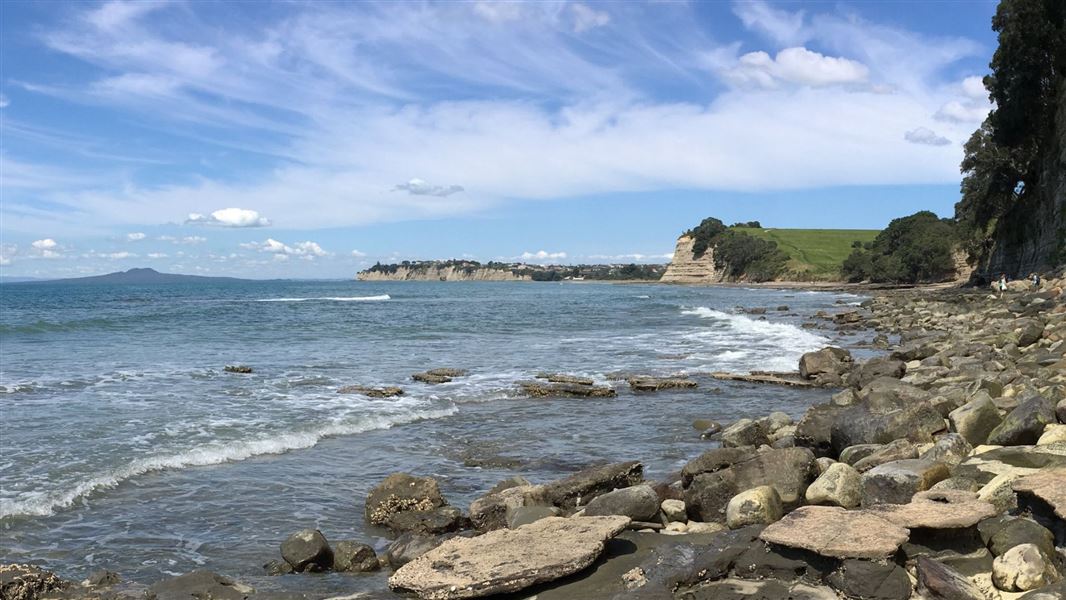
[660,234,725,284]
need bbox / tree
[842,211,958,283]
[686,217,727,259]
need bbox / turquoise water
[0,280,864,594]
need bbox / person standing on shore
[1031,273,1041,289]
[998,273,1008,296]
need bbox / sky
[1,0,1000,279]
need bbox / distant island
[357,260,665,282]
[10,268,253,285]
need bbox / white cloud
[570,3,610,33]
[31,238,58,250]
[393,179,464,197]
[351,249,367,257]
[904,127,950,146]
[242,238,329,259]
[520,250,567,261]
[0,244,17,265]
[717,47,869,89]
[147,252,168,258]
[30,239,62,259]
[104,251,135,259]
[159,235,207,245]
[126,232,146,241]
[934,99,990,123]
[961,76,986,101]
[0,94,9,109]
[732,0,809,46]
[186,208,271,227]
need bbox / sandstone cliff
[357,266,531,282]
[982,78,1066,278]
[660,235,726,284]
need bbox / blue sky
[1,0,999,278]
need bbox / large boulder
[948,394,1004,445]
[795,404,848,457]
[867,490,997,529]
[850,357,905,389]
[919,433,973,467]
[798,347,853,385]
[388,516,629,599]
[831,402,945,455]
[333,541,380,573]
[759,506,909,559]
[719,419,769,448]
[0,564,70,600]
[725,486,783,528]
[681,447,757,486]
[468,484,539,532]
[992,543,1061,592]
[385,506,467,535]
[804,462,862,508]
[582,484,660,521]
[385,532,457,570]
[280,529,333,573]
[685,448,816,523]
[861,459,950,506]
[827,559,911,600]
[539,461,643,508]
[987,394,1057,446]
[366,473,446,525]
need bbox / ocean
[0,280,869,595]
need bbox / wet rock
[692,419,721,433]
[84,570,120,587]
[385,532,454,570]
[468,484,537,532]
[262,560,292,576]
[584,484,660,521]
[861,459,950,506]
[627,377,697,391]
[992,543,1061,592]
[732,542,836,582]
[388,516,629,599]
[365,473,446,525]
[867,490,996,529]
[916,557,986,600]
[827,559,911,600]
[518,381,617,398]
[506,506,559,529]
[332,541,380,573]
[948,394,1003,446]
[540,461,643,509]
[223,365,253,374]
[0,564,70,600]
[536,373,594,385]
[412,369,467,384]
[385,506,467,535]
[719,419,769,448]
[758,506,909,559]
[337,385,404,398]
[804,462,862,508]
[987,394,1057,446]
[148,571,253,600]
[726,486,783,528]
[280,529,333,573]
[678,578,838,600]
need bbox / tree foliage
[684,217,787,282]
[956,0,1066,257]
[842,212,958,283]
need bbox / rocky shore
[6,275,1066,600]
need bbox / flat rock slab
[388,516,629,599]
[869,490,997,529]
[759,506,909,559]
[1012,468,1066,519]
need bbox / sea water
[0,280,867,595]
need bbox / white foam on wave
[680,306,829,371]
[0,405,456,520]
[255,295,391,302]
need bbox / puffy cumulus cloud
[241,238,329,259]
[186,208,270,227]
[30,238,63,258]
[570,3,610,33]
[520,250,567,261]
[31,238,58,250]
[393,179,464,197]
[934,100,990,124]
[904,127,950,146]
[126,232,146,241]
[716,47,869,89]
[961,76,987,101]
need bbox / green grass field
[733,227,879,280]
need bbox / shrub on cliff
[713,232,789,282]
[842,212,958,283]
[686,217,728,259]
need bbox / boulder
[388,516,629,599]
[385,532,454,570]
[413,369,468,384]
[988,518,1056,559]
[223,365,253,374]
[0,564,70,600]
[365,473,446,525]
[861,459,950,506]
[519,381,616,398]
[280,529,333,573]
[148,572,253,600]
[987,394,1057,446]
[795,403,848,457]
[804,462,862,508]
[915,557,986,600]
[867,490,997,529]
[830,402,945,455]
[1012,468,1066,520]
[798,347,853,383]
[583,484,660,521]
[506,506,559,529]
[853,440,920,472]
[826,559,911,600]
[1037,424,1066,445]
[332,541,380,573]
[84,570,120,587]
[385,506,467,535]
[540,461,643,508]
[719,419,769,448]
[948,394,1003,446]
[681,447,757,486]
[759,506,910,559]
[684,447,816,523]
[536,373,594,385]
[992,543,1061,592]
[660,499,686,523]
[468,484,538,531]
[1017,320,1045,347]
[920,433,973,467]
[725,486,783,528]
[851,357,905,389]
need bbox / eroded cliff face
[983,78,1066,278]
[357,266,531,281]
[660,235,726,284]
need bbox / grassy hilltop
[732,227,878,280]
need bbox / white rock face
[660,235,725,284]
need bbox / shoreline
[6,277,1066,600]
